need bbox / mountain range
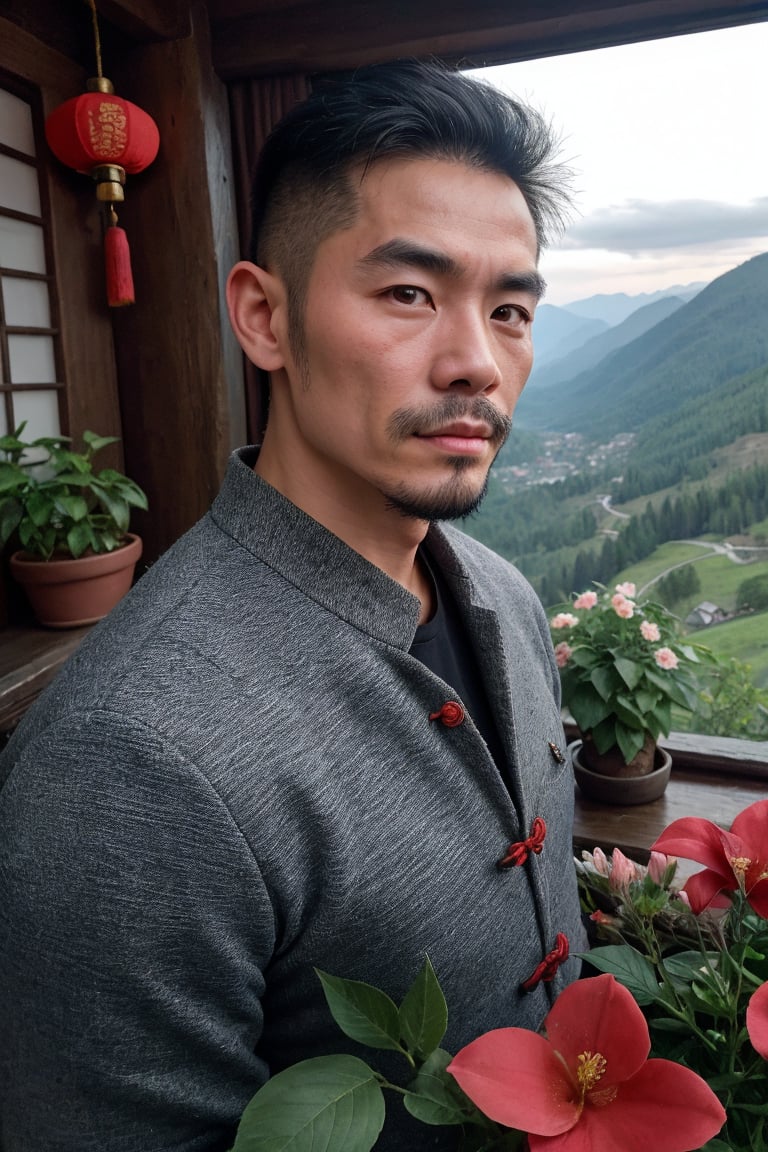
[530,281,704,366]
[527,295,687,392]
[517,253,768,447]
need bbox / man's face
[268,155,542,524]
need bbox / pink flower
[609,847,641,892]
[647,851,676,885]
[582,846,610,877]
[640,620,661,642]
[654,647,679,670]
[651,799,768,916]
[554,642,573,668]
[747,981,768,1060]
[551,613,578,629]
[573,591,598,610]
[611,594,635,619]
[447,974,725,1151]
[615,582,636,597]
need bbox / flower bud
[609,847,641,892]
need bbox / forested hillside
[524,294,685,394]
[461,252,768,617]
[516,252,768,439]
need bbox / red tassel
[105,224,135,307]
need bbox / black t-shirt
[409,549,508,781]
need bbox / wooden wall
[0,0,245,593]
[106,1,245,565]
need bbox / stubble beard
[285,313,512,522]
[383,395,512,522]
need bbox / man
[0,60,586,1151]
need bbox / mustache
[387,396,512,444]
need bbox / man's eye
[389,286,429,306]
[493,304,530,325]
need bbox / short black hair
[253,58,570,258]
[251,58,571,359]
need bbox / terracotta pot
[10,533,142,629]
[570,739,672,806]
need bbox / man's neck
[253,441,435,622]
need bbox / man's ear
[226,261,288,372]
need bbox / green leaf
[404,1048,479,1127]
[580,946,661,1005]
[59,452,90,474]
[0,498,22,544]
[614,656,644,690]
[690,979,729,1016]
[648,1018,695,1034]
[0,461,25,490]
[699,1140,734,1152]
[66,520,97,559]
[83,430,120,454]
[706,1071,749,1092]
[316,970,402,1052]
[590,664,621,703]
[231,1054,385,1152]
[590,716,621,754]
[661,951,719,989]
[631,686,661,716]
[91,485,130,532]
[122,481,148,510]
[53,494,89,522]
[398,956,448,1061]
[567,684,612,731]
[27,490,53,527]
[97,529,122,553]
[615,723,645,767]
[44,470,90,486]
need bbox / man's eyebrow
[358,239,461,277]
[498,271,547,301]
[358,240,546,300]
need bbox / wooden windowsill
[573,761,767,865]
[0,625,92,735]
[565,719,767,864]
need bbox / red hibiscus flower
[747,981,768,1060]
[650,798,768,916]
[447,974,725,1152]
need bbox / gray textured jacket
[0,448,586,1152]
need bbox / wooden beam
[0,14,85,92]
[210,0,768,78]
[96,0,191,42]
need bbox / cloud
[560,197,768,254]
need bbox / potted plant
[549,582,710,803]
[0,423,147,628]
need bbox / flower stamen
[730,855,752,878]
[577,1050,607,1099]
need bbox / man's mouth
[388,397,512,449]
[415,422,493,454]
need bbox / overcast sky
[476,21,768,307]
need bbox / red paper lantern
[44,86,159,177]
[45,77,159,306]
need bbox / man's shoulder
[4,513,297,750]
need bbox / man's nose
[430,312,501,393]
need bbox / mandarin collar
[210,447,432,649]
